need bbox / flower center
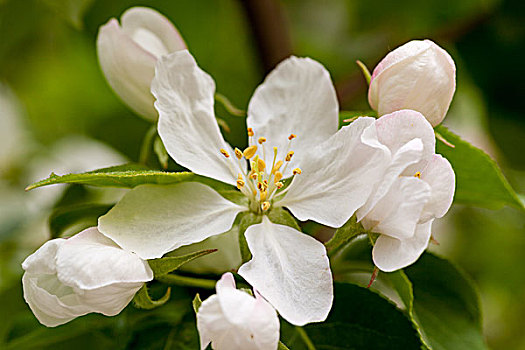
[219,128,302,213]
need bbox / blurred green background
[0,0,523,349]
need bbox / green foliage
[48,203,113,239]
[281,282,424,349]
[436,125,524,210]
[133,285,171,310]
[325,216,367,256]
[148,250,218,277]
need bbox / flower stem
[156,274,216,289]
[139,124,157,164]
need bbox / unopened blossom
[97,7,186,120]
[99,50,390,325]
[357,110,455,271]
[368,40,456,126]
[197,273,279,350]
[22,227,153,327]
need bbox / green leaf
[153,136,169,170]
[25,163,232,193]
[278,341,291,350]
[435,125,524,210]
[267,207,300,231]
[403,253,488,350]
[133,285,171,310]
[192,294,202,314]
[238,212,262,262]
[148,249,218,277]
[48,203,113,239]
[325,216,367,256]
[281,282,424,350]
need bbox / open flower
[197,273,279,350]
[357,110,455,271]
[98,50,389,325]
[22,227,153,327]
[97,7,186,120]
[368,40,456,126]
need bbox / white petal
[369,40,456,126]
[420,154,455,221]
[97,18,158,120]
[98,182,245,259]
[373,220,433,272]
[238,217,333,326]
[79,283,145,316]
[120,7,186,58]
[247,56,339,177]
[197,273,279,350]
[362,177,431,240]
[357,138,424,220]
[373,110,436,175]
[278,117,388,227]
[22,239,64,274]
[55,227,153,290]
[153,51,240,185]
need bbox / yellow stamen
[261,201,271,211]
[234,148,243,159]
[285,151,294,162]
[257,158,266,172]
[247,128,254,137]
[414,171,421,179]
[220,148,230,158]
[275,181,284,189]
[243,145,258,159]
[257,181,268,191]
[258,137,266,144]
[274,171,283,183]
[250,172,258,180]
[288,134,296,140]
[252,189,257,196]
[272,160,283,174]
[237,179,245,190]
[260,190,267,202]
[293,168,302,175]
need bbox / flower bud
[368,40,456,126]
[97,7,186,121]
[22,227,153,327]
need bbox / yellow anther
[250,172,258,180]
[236,179,245,190]
[252,189,257,196]
[258,137,266,144]
[275,181,284,189]
[243,145,258,159]
[261,201,271,211]
[274,171,283,183]
[288,134,296,140]
[220,148,230,158]
[285,151,294,162]
[293,168,302,175]
[247,128,254,137]
[414,171,421,179]
[272,160,283,174]
[257,158,266,172]
[234,148,243,159]
[260,190,267,202]
[257,181,268,191]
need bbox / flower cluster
[21,7,457,349]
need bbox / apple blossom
[99,50,390,325]
[197,273,279,350]
[22,227,153,327]
[368,40,456,126]
[97,7,186,120]
[357,110,455,271]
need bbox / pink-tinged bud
[368,40,456,127]
[96,7,186,121]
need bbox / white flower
[97,7,186,120]
[99,50,389,325]
[22,227,153,327]
[368,40,456,126]
[357,110,455,271]
[197,273,279,350]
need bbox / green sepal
[192,294,202,314]
[133,284,171,310]
[278,341,291,350]
[325,216,367,257]
[238,212,262,262]
[153,136,169,169]
[267,207,300,231]
[435,125,524,210]
[148,249,218,278]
